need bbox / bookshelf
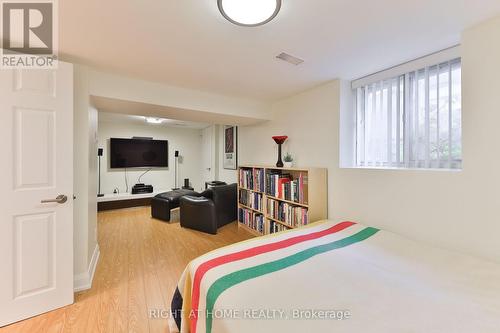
[237,165,327,236]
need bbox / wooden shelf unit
[237,165,327,236]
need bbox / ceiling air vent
[276,52,304,65]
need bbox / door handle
[41,194,68,204]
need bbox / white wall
[217,125,238,184]
[200,125,217,188]
[73,65,98,286]
[239,15,500,264]
[87,105,98,264]
[73,65,90,278]
[201,124,239,186]
[98,121,203,193]
[200,124,239,187]
[239,81,340,216]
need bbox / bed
[170,220,500,333]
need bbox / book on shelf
[239,168,264,192]
[253,168,265,192]
[239,189,263,211]
[277,177,290,198]
[269,220,289,234]
[266,198,308,228]
[266,171,308,204]
[238,208,265,234]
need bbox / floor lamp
[97,148,104,197]
[172,150,179,190]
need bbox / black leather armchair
[179,183,237,234]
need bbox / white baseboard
[74,244,100,292]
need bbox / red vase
[272,136,288,167]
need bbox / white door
[0,63,74,326]
[201,126,215,190]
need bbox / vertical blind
[355,58,462,169]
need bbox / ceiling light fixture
[145,117,164,124]
[217,0,281,27]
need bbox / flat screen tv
[110,138,168,168]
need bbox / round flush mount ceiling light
[145,117,165,124]
[217,0,281,27]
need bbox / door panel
[0,62,73,327]
[14,212,55,298]
[14,107,55,189]
[13,69,56,96]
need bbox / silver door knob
[41,194,68,204]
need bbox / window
[354,58,462,169]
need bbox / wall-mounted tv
[110,138,168,168]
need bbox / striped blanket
[170,220,500,333]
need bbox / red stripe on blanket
[190,221,356,333]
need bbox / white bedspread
[171,220,500,333]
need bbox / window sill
[340,166,462,172]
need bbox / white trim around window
[352,47,462,170]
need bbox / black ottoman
[151,189,199,222]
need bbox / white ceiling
[98,111,210,130]
[60,0,500,102]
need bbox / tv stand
[97,189,166,211]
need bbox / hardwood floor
[1,207,253,333]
